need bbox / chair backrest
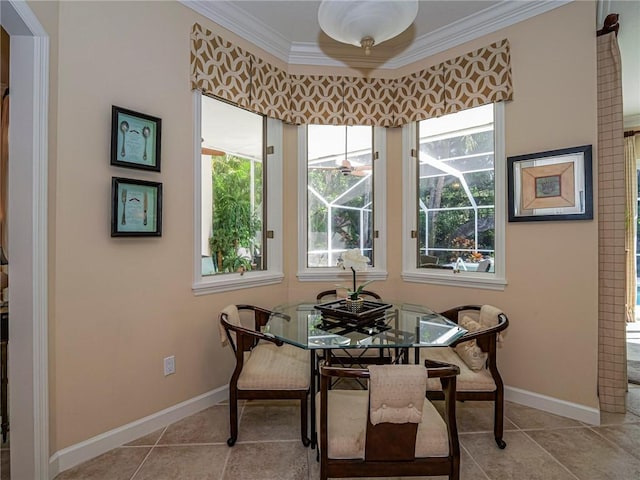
[316,289,381,302]
[219,304,276,354]
[319,361,460,472]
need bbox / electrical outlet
[164,355,175,376]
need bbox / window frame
[192,91,283,294]
[297,125,387,283]
[401,102,507,290]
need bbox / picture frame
[507,145,593,222]
[111,177,162,237]
[110,106,162,172]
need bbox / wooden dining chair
[219,304,310,447]
[419,304,509,448]
[317,361,461,480]
[316,289,381,302]
[315,289,390,381]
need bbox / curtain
[625,134,638,323]
[596,29,626,413]
[190,24,513,127]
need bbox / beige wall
[30,0,598,454]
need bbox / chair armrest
[321,361,460,380]
[220,315,284,351]
[423,359,460,378]
[439,305,481,323]
[320,364,371,379]
[236,304,274,329]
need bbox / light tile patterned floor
[49,390,640,480]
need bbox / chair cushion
[316,390,449,460]
[238,342,309,390]
[421,347,496,392]
[454,316,488,371]
[369,365,426,425]
[480,304,502,328]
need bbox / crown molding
[381,0,573,69]
[182,0,573,69]
[180,0,292,60]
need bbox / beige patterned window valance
[190,23,512,127]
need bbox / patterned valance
[190,23,513,126]
[443,39,513,115]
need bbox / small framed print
[111,177,162,237]
[507,145,593,222]
[111,106,162,172]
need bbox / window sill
[401,270,507,291]
[297,269,388,283]
[192,271,284,295]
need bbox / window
[298,125,387,282]
[193,93,283,294]
[402,103,506,290]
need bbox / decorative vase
[345,297,364,313]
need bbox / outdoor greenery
[418,131,495,264]
[209,154,262,273]
[307,167,373,264]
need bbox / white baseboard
[505,385,600,425]
[48,385,229,479]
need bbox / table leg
[1,339,7,443]
[310,349,317,450]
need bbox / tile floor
[5,323,640,480]
[49,389,640,480]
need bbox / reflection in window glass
[307,125,374,267]
[201,96,264,276]
[417,104,495,271]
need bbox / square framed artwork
[507,145,593,222]
[111,177,162,237]
[110,106,162,172]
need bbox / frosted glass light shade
[318,0,419,52]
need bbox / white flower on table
[336,248,373,300]
[339,248,370,271]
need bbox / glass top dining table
[266,300,467,450]
[265,300,467,351]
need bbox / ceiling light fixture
[318,0,419,56]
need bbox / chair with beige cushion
[419,304,509,449]
[316,289,381,302]
[317,361,460,480]
[219,304,310,447]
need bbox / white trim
[180,0,291,60]
[193,271,285,295]
[384,0,572,70]
[296,126,388,281]
[181,0,571,69]
[192,92,284,294]
[401,271,507,290]
[1,1,49,478]
[49,386,229,478]
[401,122,418,275]
[193,91,203,286]
[505,385,600,426]
[32,32,50,480]
[401,103,507,291]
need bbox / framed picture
[111,106,162,172]
[507,145,593,222]
[111,177,162,237]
